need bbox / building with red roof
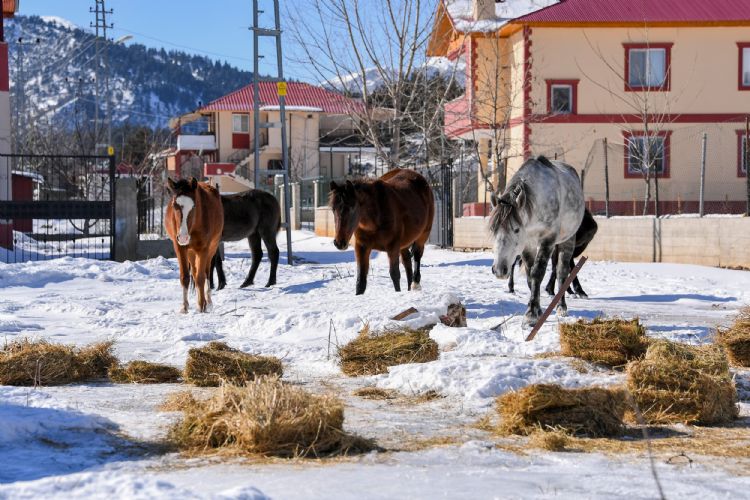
[429,0,750,215]
[0,0,18,249]
[165,81,379,194]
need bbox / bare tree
[285,0,461,169]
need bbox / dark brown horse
[329,169,434,295]
[165,178,224,313]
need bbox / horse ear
[345,180,355,194]
[329,181,339,192]
[190,177,198,190]
[490,192,499,208]
[167,177,177,194]
[513,184,526,209]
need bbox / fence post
[699,132,707,217]
[291,182,301,230]
[603,137,610,217]
[313,179,320,208]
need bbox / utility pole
[251,0,293,265]
[90,0,113,153]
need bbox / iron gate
[418,164,453,248]
[0,153,115,263]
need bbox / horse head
[167,177,199,247]
[489,181,530,279]
[328,180,359,250]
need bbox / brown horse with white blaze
[329,169,434,295]
[165,178,224,313]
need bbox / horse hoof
[411,282,422,291]
[556,305,568,317]
[264,280,276,288]
[239,281,253,289]
[216,283,226,291]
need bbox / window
[232,114,249,133]
[739,43,750,90]
[268,159,283,170]
[739,131,749,177]
[624,131,671,178]
[624,43,672,91]
[545,79,578,115]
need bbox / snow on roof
[444,0,559,33]
[40,16,78,30]
[259,105,323,112]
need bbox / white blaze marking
[175,195,194,246]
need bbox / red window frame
[739,43,750,91]
[738,130,749,177]
[545,79,579,115]
[623,43,673,92]
[623,130,671,179]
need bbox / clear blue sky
[16,0,314,80]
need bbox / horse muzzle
[492,263,509,279]
[177,234,191,246]
[333,239,349,250]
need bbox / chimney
[472,0,496,21]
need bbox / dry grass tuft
[528,427,570,452]
[0,339,116,386]
[109,360,182,384]
[559,318,649,367]
[352,387,397,400]
[626,340,738,425]
[168,376,374,457]
[717,306,750,367]
[496,384,626,437]
[159,391,200,412]
[338,324,439,376]
[183,341,283,387]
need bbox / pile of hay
[559,318,648,366]
[109,361,182,384]
[626,340,738,425]
[717,306,750,367]
[0,339,116,386]
[184,341,283,387]
[168,376,365,457]
[528,428,570,452]
[338,325,439,376]
[496,384,626,437]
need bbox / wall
[314,207,335,237]
[452,215,750,268]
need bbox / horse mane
[489,180,533,234]
[536,155,554,168]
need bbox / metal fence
[579,123,750,217]
[0,154,115,262]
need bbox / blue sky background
[16,0,311,80]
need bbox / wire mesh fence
[580,122,749,216]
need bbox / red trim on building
[622,130,672,179]
[232,133,250,149]
[205,163,236,176]
[623,43,673,92]
[528,113,748,125]
[545,79,579,115]
[738,129,749,177]
[738,42,750,91]
[0,43,8,92]
[523,26,533,160]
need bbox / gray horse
[489,155,584,326]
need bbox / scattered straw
[627,340,738,425]
[559,318,648,367]
[717,306,750,367]
[0,339,116,386]
[184,341,283,387]
[109,360,182,384]
[338,324,439,376]
[168,376,373,457]
[352,387,397,400]
[496,384,626,437]
[159,391,199,412]
[528,427,570,452]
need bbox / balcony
[177,134,217,152]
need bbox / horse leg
[388,248,401,292]
[508,255,521,294]
[525,241,554,326]
[400,247,413,291]
[521,249,534,291]
[194,251,209,313]
[411,239,426,291]
[203,253,213,309]
[261,228,280,287]
[175,245,190,313]
[570,257,588,297]
[355,243,371,295]
[215,246,227,291]
[545,247,559,296]
[241,233,263,288]
[555,238,576,317]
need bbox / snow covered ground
[1,230,750,498]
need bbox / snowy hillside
[6,15,253,129]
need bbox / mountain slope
[6,15,253,129]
